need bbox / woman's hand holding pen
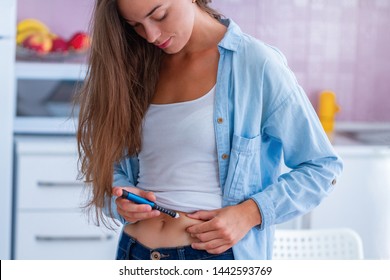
[112,186,161,223]
[186,199,262,254]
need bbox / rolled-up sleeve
[250,51,343,229]
[253,87,342,229]
[103,156,140,223]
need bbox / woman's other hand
[112,186,161,223]
[186,199,262,254]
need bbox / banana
[17,18,50,35]
[49,33,58,39]
[16,29,43,45]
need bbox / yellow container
[317,90,340,139]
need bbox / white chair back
[272,228,364,259]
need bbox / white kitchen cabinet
[11,5,100,258]
[0,0,16,260]
[16,148,85,210]
[3,0,107,260]
[15,212,119,260]
[14,137,120,259]
[11,3,95,259]
[310,145,390,259]
[0,0,16,36]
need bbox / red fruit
[51,37,68,53]
[22,33,53,54]
[68,32,90,52]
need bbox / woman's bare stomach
[124,211,203,248]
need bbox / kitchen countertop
[334,122,390,144]
[331,122,390,154]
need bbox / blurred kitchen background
[0,0,389,260]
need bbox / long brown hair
[76,0,223,227]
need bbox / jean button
[151,251,161,260]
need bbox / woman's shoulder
[239,33,288,67]
[222,19,288,66]
[235,30,301,113]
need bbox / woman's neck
[174,10,227,58]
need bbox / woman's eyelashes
[157,13,167,21]
[128,12,167,29]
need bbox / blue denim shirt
[111,19,343,259]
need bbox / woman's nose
[144,24,161,44]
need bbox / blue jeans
[116,230,235,260]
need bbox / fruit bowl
[16,19,91,63]
[16,45,88,62]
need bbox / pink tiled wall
[17,0,390,122]
[212,0,390,122]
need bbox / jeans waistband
[116,229,234,260]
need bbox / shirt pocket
[223,134,261,204]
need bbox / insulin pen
[121,189,180,218]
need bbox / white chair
[272,228,364,260]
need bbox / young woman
[77,0,343,260]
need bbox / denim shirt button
[217,117,224,124]
[151,251,161,260]
[222,153,229,160]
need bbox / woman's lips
[156,37,171,49]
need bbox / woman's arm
[104,157,160,223]
[252,86,343,229]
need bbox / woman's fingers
[191,238,231,254]
[117,207,160,223]
[113,186,157,203]
[116,200,160,222]
[113,186,159,222]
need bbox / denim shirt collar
[218,18,242,52]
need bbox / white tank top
[137,85,222,213]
